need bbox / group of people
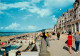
[67,31,80,54]
[40,32,60,47]
[41,31,80,54]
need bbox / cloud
[27,14,32,16]
[0,27,3,30]
[28,7,51,17]
[22,14,32,20]
[52,15,57,23]
[20,7,27,10]
[60,8,62,10]
[0,2,31,10]
[27,25,37,30]
[0,2,51,17]
[5,23,20,30]
[44,0,75,8]
[4,23,39,31]
[31,0,41,3]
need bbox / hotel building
[54,0,80,33]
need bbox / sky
[0,0,75,32]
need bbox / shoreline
[0,32,41,41]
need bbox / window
[76,23,79,32]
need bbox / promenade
[48,34,80,56]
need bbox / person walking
[67,31,73,54]
[42,32,50,47]
[57,32,60,40]
[52,32,55,40]
[73,32,80,53]
[45,32,49,38]
[45,32,50,46]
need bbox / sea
[0,32,29,36]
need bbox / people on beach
[57,32,60,40]
[67,31,73,54]
[73,32,80,53]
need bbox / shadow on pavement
[72,47,75,51]
[63,46,68,51]
[63,46,75,52]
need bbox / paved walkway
[48,34,80,56]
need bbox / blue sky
[0,0,75,32]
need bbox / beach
[0,32,40,41]
[0,32,80,56]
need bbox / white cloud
[0,27,3,30]
[5,23,38,31]
[27,14,32,16]
[22,16,28,20]
[28,7,51,17]
[22,14,32,20]
[31,0,41,3]
[5,23,20,30]
[60,8,62,10]
[44,0,75,8]
[27,25,37,30]
[52,15,57,22]
[0,2,51,17]
[16,25,41,31]
[0,2,31,10]
[20,7,27,10]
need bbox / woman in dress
[67,31,73,54]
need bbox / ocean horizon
[0,32,35,36]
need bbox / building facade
[54,0,80,33]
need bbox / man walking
[73,32,80,53]
[57,32,60,40]
[45,32,50,47]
